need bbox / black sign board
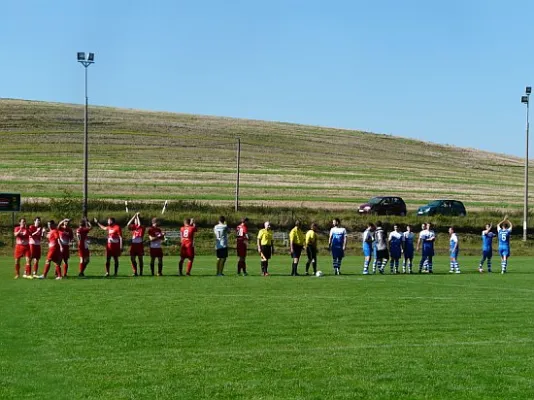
[0,193,21,212]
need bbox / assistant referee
[257,221,274,276]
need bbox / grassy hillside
[0,98,528,211]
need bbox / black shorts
[291,244,303,259]
[306,245,317,261]
[216,248,228,259]
[376,249,389,260]
[260,245,272,260]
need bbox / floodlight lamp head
[522,95,529,104]
[88,53,95,62]
[526,86,532,95]
[77,52,86,61]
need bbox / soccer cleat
[78,272,85,277]
[14,275,20,279]
[478,267,483,273]
[55,276,62,280]
[455,270,461,274]
[23,274,29,279]
[363,270,369,275]
[501,270,507,274]
[243,272,248,276]
[488,269,492,273]
[104,273,110,278]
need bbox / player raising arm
[40,220,63,280]
[127,213,145,276]
[57,219,74,278]
[94,217,123,277]
[497,216,513,274]
[13,218,31,279]
[148,217,165,276]
[478,223,495,273]
[28,217,45,277]
[76,218,92,277]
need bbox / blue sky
[2,0,534,156]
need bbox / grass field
[2,255,534,399]
[1,98,532,211]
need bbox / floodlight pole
[78,53,94,218]
[523,88,531,241]
[235,138,241,212]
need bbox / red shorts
[237,242,247,258]
[30,244,42,260]
[78,246,90,258]
[180,245,194,259]
[61,246,70,261]
[106,243,122,258]
[129,243,145,257]
[46,248,62,264]
[14,244,31,259]
[150,247,163,258]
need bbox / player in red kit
[95,217,123,277]
[28,217,45,277]
[39,220,63,280]
[126,212,145,276]
[236,217,249,276]
[14,218,31,279]
[58,219,74,277]
[76,218,92,277]
[148,217,165,276]
[179,218,197,276]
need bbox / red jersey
[77,227,91,249]
[236,223,249,244]
[129,224,145,244]
[148,227,164,248]
[28,225,45,246]
[180,225,197,247]
[58,226,74,246]
[14,226,30,246]
[48,229,60,249]
[106,224,122,244]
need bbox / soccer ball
[315,270,324,277]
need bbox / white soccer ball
[315,270,324,277]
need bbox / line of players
[12,214,513,279]
[359,218,513,275]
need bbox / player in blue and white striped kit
[418,223,435,273]
[388,224,403,274]
[448,226,461,274]
[478,224,495,273]
[402,225,415,274]
[497,217,512,274]
[362,222,375,275]
[329,218,347,275]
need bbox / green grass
[1,255,534,399]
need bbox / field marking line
[408,280,534,294]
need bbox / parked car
[358,196,407,216]
[417,200,467,216]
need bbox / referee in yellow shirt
[289,220,305,276]
[257,221,274,276]
[305,223,319,275]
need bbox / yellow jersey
[289,227,305,246]
[257,228,273,246]
[305,230,318,248]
